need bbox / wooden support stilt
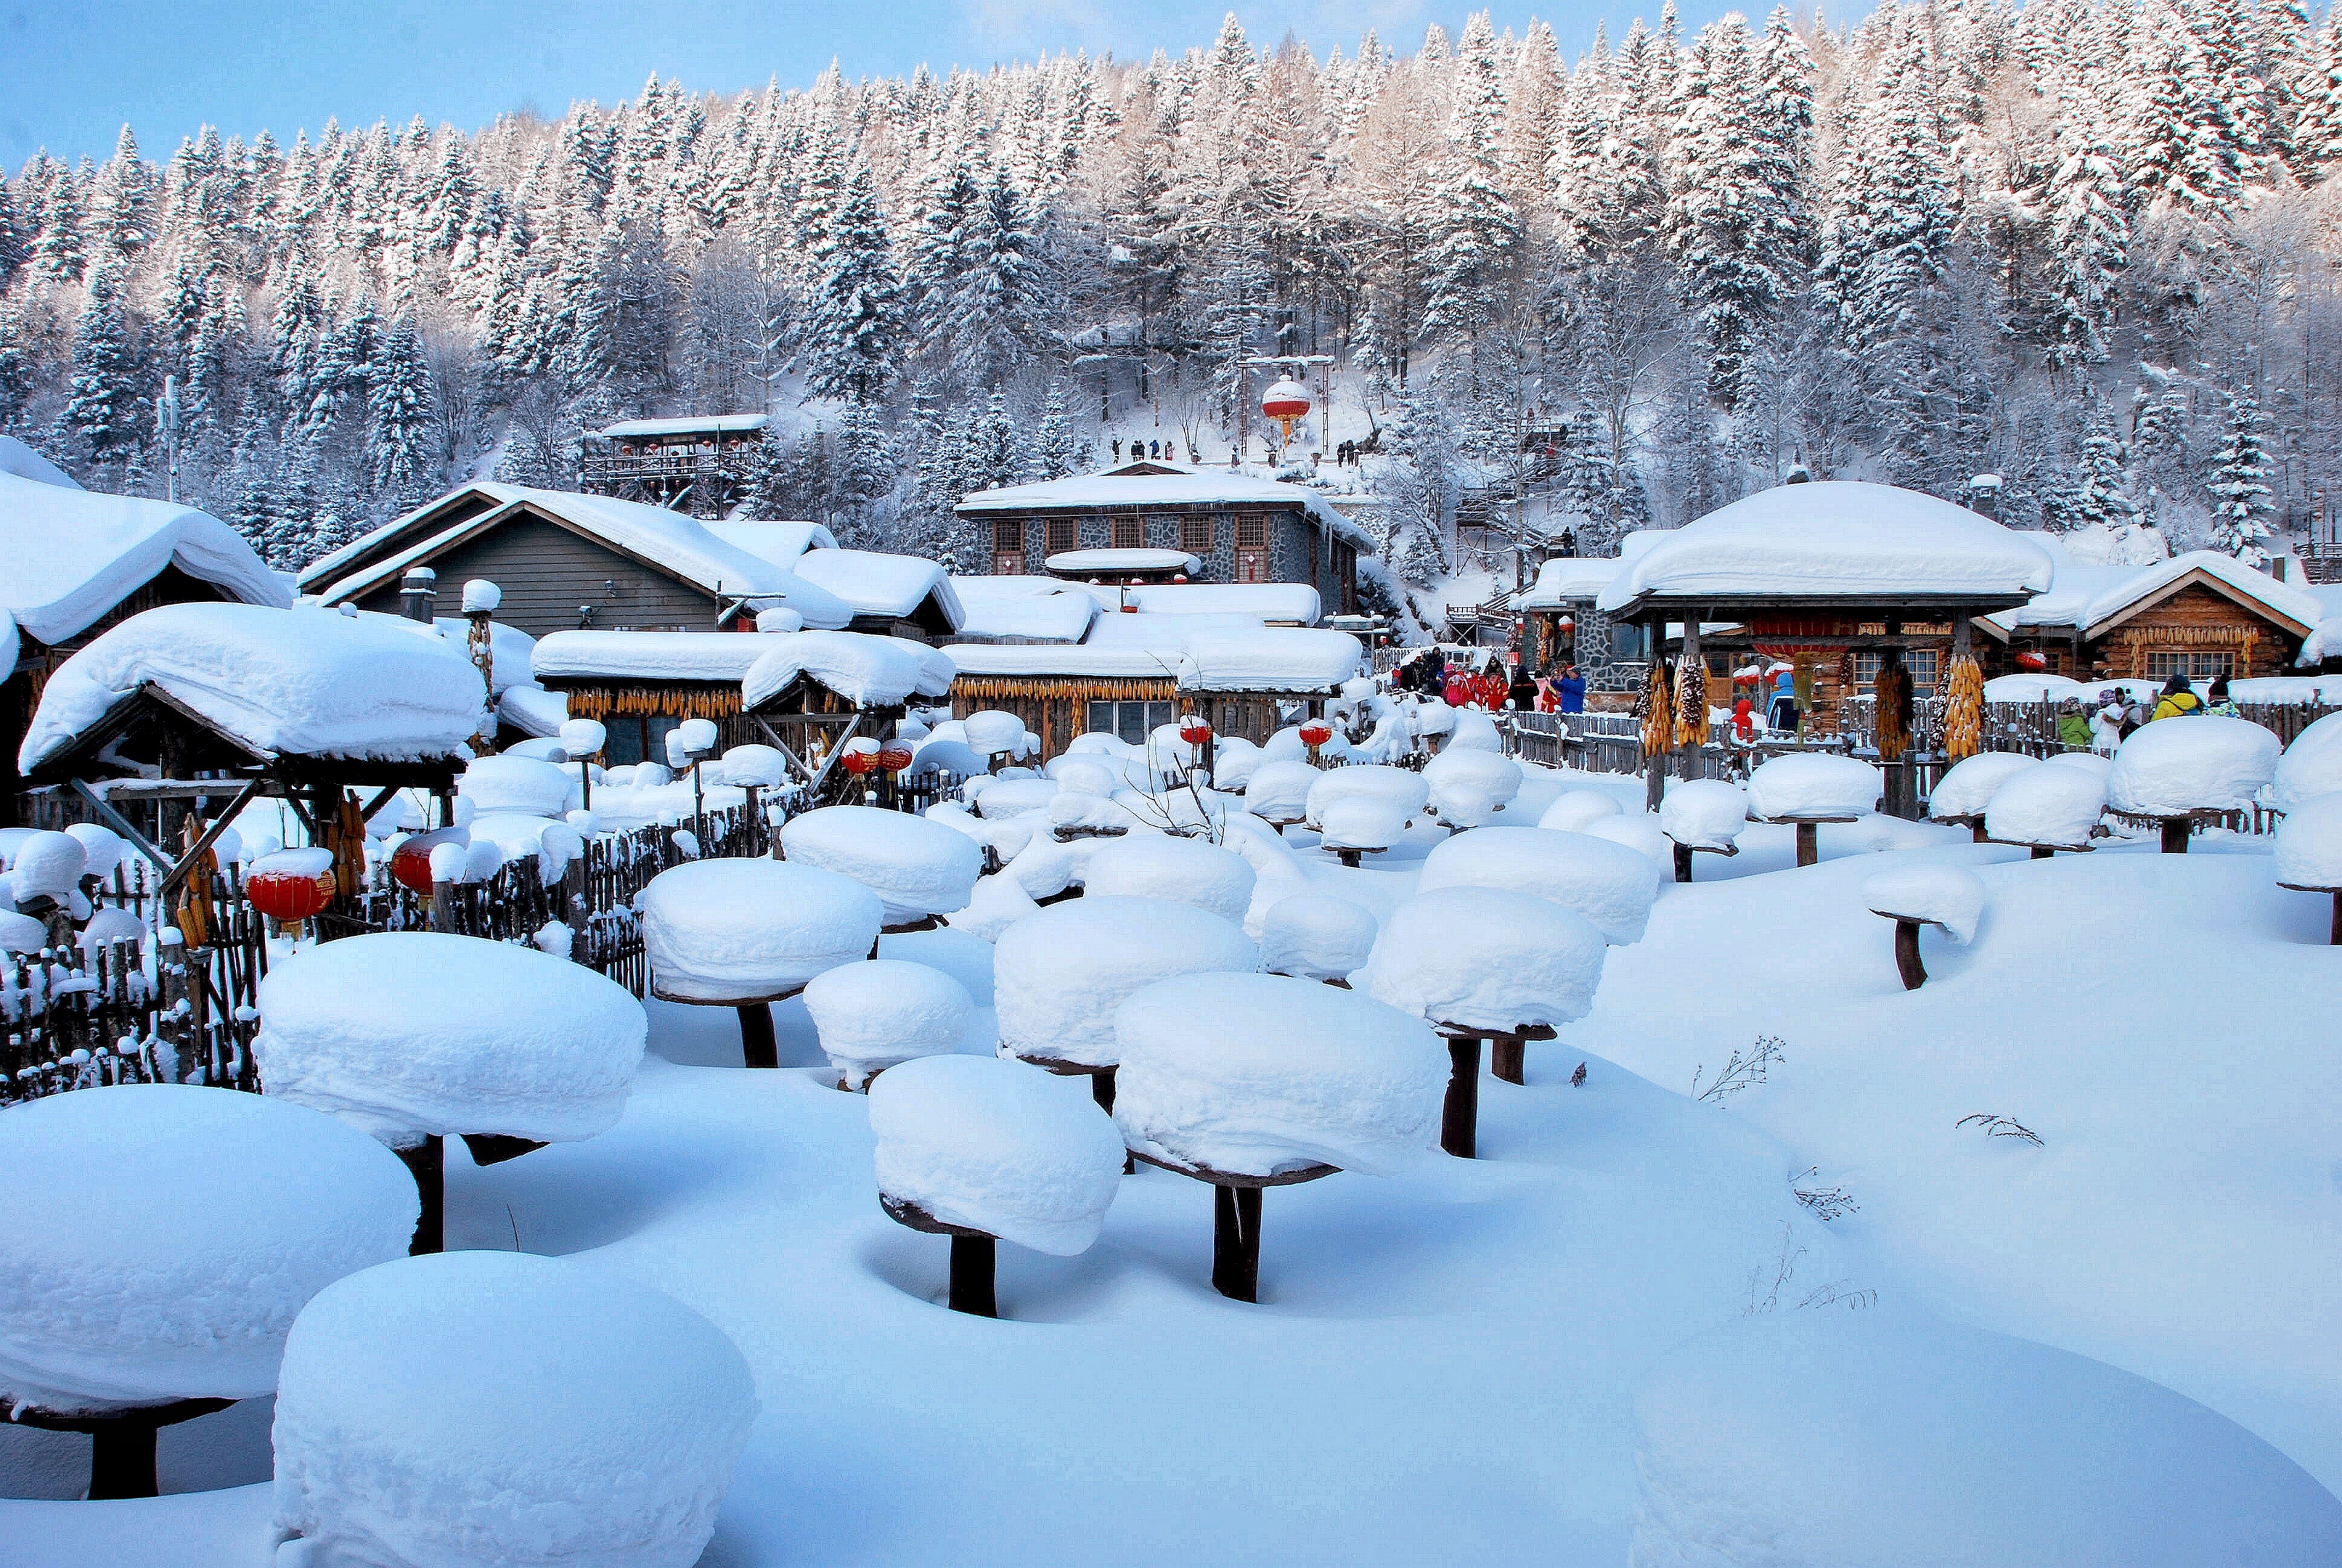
[1893,918,1927,991]
[1795,821,1819,867]
[737,1001,778,1070]
[1211,1184,1264,1303]
[2332,890,2341,948]
[2160,817,2190,854]
[1491,1036,1525,1085]
[396,1135,444,1255]
[1441,1037,1482,1159]
[88,1420,160,1501]
[1672,841,1694,883]
[947,1234,997,1318]
[1090,1067,1133,1172]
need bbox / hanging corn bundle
[1638,660,1673,757]
[1873,656,1914,761]
[330,789,367,900]
[173,815,216,947]
[1673,654,1709,749]
[1942,653,1984,761]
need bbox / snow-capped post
[560,717,607,811]
[779,804,984,939]
[806,960,973,1091]
[462,579,500,751]
[1657,779,1749,882]
[0,1085,417,1500]
[1929,753,2040,844]
[1984,761,2108,859]
[398,566,437,624]
[1180,713,1215,780]
[1746,754,1882,868]
[1113,973,1445,1303]
[872,1055,1123,1317]
[1305,764,1429,868]
[666,718,720,843]
[2273,795,2342,945]
[1863,865,1986,989]
[641,858,882,1069]
[2108,716,2280,854]
[720,743,786,852]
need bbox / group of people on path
[2056,672,2237,751]
[1389,650,1586,714]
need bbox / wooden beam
[160,780,266,897]
[65,780,175,874]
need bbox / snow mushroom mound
[1113,972,1448,1178]
[2108,715,2281,816]
[803,959,974,1082]
[1422,747,1522,827]
[1352,886,1607,1033]
[271,1249,758,1568]
[1862,862,1987,943]
[2274,792,2342,889]
[993,895,1261,1068]
[2268,711,2342,813]
[1082,833,1257,924]
[1656,778,1749,850]
[256,931,648,1146]
[1416,825,1658,944]
[1538,790,1622,833]
[455,754,574,819]
[1926,751,2041,821]
[1244,759,1321,821]
[1986,763,2108,849]
[1257,891,1380,980]
[0,1084,416,1414]
[779,805,985,925]
[1746,752,1882,819]
[1304,764,1429,829]
[640,857,884,1002]
[869,1055,1125,1255]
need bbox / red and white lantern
[1298,720,1334,752]
[246,849,337,923]
[1262,377,1312,444]
[1178,717,1213,747]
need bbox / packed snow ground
[4,764,2338,1564]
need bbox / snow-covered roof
[1122,583,1320,622]
[1046,548,1202,576]
[298,483,854,628]
[1517,555,1628,610]
[948,578,1098,643]
[702,519,838,564]
[790,548,966,631]
[1085,611,1275,649]
[939,642,1183,680]
[534,631,785,685]
[741,631,955,709]
[1597,482,2054,612]
[958,462,1377,550]
[0,471,292,648]
[1180,629,1363,693]
[20,603,486,775]
[1986,548,2322,640]
[593,414,770,439]
[0,435,81,489]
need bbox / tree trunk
[1212,1183,1263,1303]
[737,1002,778,1070]
[948,1234,997,1318]
[1893,919,1927,991]
[1442,1037,1482,1159]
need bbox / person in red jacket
[1731,696,1757,742]
[1477,662,1509,711]
[1443,668,1470,706]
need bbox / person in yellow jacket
[2150,673,2204,721]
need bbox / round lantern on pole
[876,743,916,774]
[1179,717,1213,747]
[2015,650,2049,672]
[245,849,338,929]
[1261,377,1313,447]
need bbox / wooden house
[1979,550,2320,685]
[955,462,1369,615]
[581,414,769,515]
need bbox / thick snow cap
[994,895,1261,1068]
[1257,891,1380,979]
[1244,759,1321,820]
[1747,753,1882,820]
[2274,791,2342,889]
[1352,886,1607,1032]
[1539,789,1623,833]
[1657,778,1750,849]
[1114,972,1448,1178]
[256,931,648,1145]
[1417,825,1659,944]
[743,630,955,711]
[1596,481,2053,612]
[1863,862,1987,943]
[1927,751,2042,820]
[1082,833,1257,924]
[1580,812,1671,878]
[1179,629,1363,693]
[456,754,574,819]
[2108,715,2280,816]
[20,603,487,775]
[641,857,884,1002]
[2269,711,2342,814]
[1985,761,2108,848]
[870,1054,1125,1255]
[1304,764,1429,829]
[804,958,975,1078]
[0,1085,415,1414]
[1423,748,1523,827]
[778,804,985,924]
[272,1249,757,1568]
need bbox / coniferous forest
[3,2,2341,584]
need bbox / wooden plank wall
[351,515,719,640]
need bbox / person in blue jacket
[1768,667,1800,732]
[1556,663,1586,714]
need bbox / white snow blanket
[994,895,1260,1068]
[8,830,86,906]
[2269,711,2342,814]
[1418,826,1658,945]
[1986,762,2108,848]
[804,959,974,1081]
[779,805,984,924]
[1581,812,1672,880]
[877,926,997,1007]
[1352,886,1607,1032]
[1657,779,1749,849]
[1317,793,1413,851]
[0,1085,415,1413]
[1539,789,1622,833]
[1082,833,1257,924]
[0,470,287,648]
[0,909,45,952]
[642,857,883,1002]
[741,632,954,710]
[533,631,781,684]
[460,812,584,886]
[870,1054,1124,1254]
[944,871,1044,942]
[1596,481,2052,611]
[1631,1308,2342,1568]
[949,578,1098,643]
[791,548,965,630]
[1047,757,1121,797]
[963,710,1028,758]
[272,1249,756,1568]
[1244,759,1321,820]
[456,754,574,819]
[1304,764,1428,829]
[1113,973,1447,1177]
[2108,716,2280,816]
[20,603,486,773]
[1179,629,1363,693]
[257,932,645,1146]
[1746,753,1882,820]
[1927,751,2041,820]
[2045,748,2114,777]
[0,434,79,489]
[1863,862,1987,942]
[717,743,787,788]
[1983,673,2090,703]
[1424,748,1522,827]
[1257,891,1380,980]
[974,780,1058,818]
[1204,735,1264,790]
[2274,793,2342,889]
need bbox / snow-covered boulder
[804,959,974,1087]
[2269,711,2342,814]
[1424,748,1522,828]
[778,804,985,926]
[870,1055,1124,1254]
[1862,862,1986,943]
[1985,761,2108,849]
[1303,764,1429,830]
[2274,792,2342,889]
[1114,972,1447,1178]
[2108,715,2280,817]
[1257,891,1379,981]
[256,932,648,1148]
[455,754,574,819]
[1657,778,1750,851]
[0,1085,415,1414]
[994,895,1260,1069]
[1352,886,1607,1033]
[641,857,883,1003]
[1244,759,1321,822]
[272,1250,756,1568]
[1417,825,1658,944]
[1631,1308,2342,1568]
[1747,753,1882,819]
[1082,833,1256,925]
[1927,751,2041,821]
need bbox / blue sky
[2,0,1758,170]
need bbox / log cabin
[1978,550,2322,685]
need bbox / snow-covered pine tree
[1032,379,1079,480]
[2206,382,2275,562]
[2042,59,2130,369]
[368,315,438,508]
[66,267,141,465]
[1424,12,1521,346]
[799,164,902,405]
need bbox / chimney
[399,567,438,623]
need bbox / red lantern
[2015,650,2049,671]
[389,829,465,894]
[876,744,916,772]
[1298,720,1334,749]
[1262,376,1313,442]
[1172,573,1190,584]
[1554,617,1575,634]
[840,748,878,777]
[246,853,336,923]
[1179,718,1212,746]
